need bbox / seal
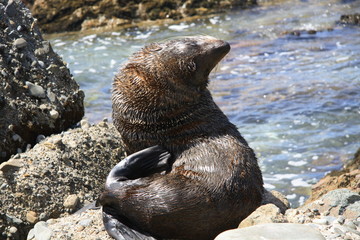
[100,36,264,240]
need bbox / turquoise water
[48,0,360,207]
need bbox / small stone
[47,89,56,102]
[76,225,85,232]
[33,221,52,240]
[49,109,59,119]
[78,218,92,227]
[5,0,16,17]
[0,158,23,172]
[63,194,79,210]
[80,119,90,129]
[26,211,38,224]
[334,227,344,235]
[1,69,7,77]
[36,135,45,143]
[345,220,357,230]
[26,81,46,99]
[12,134,22,142]
[13,38,27,49]
[38,61,45,68]
[313,218,329,225]
[39,104,47,110]
[338,216,345,224]
[98,121,108,128]
[9,226,17,234]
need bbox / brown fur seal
[99,36,264,240]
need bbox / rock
[44,208,111,239]
[78,218,92,227]
[0,0,85,163]
[0,158,23,173]
[300,189,360,220]
[25,81,46,99]
[29,0,257,33]
[0,123,124,239]
[339,14,360,26]
[215,223,325,240]
[63,194,79,210]
[262,190,290,214]
[32,221,52,240]
[13,38,28,49]
[5,0,16,17]
[239,204,288,228]
[49,109,59,119]
[26,211,38,224]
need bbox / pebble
[49,109,59,119]
[313,218,329,225]
[78,218,92,227]
[25,81,46,99]
[80,119,91,129]
[5,0,16,17]
[36,135,45,143]
[63,194,79,210]
[0,158,23,172]
[26,211,38,224]
[9,226,17,234]
[13,38,27,49]
[12,134,21,142]
[32,221,52,240]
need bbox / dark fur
[100,36,264,240]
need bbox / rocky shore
[23,0,257,33]
[0,0,84,163]
[0,1,359,240]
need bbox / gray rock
[49,109,59,119]
[63,194,79,210]
[78,218,92,227]
[33,221,52,240]
[5,0,16,17]
[313,218,328,225]
[13,38,28,49]
[215,223,326,240]
[26,81,46,99]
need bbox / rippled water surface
[47,0,360,207]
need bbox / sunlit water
[47,0,360,207]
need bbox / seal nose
[217,40,230,55]
[208,39,230,62]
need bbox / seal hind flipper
[103,206,157,240]
[106,145,171,187]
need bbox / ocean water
[48,0,360,207]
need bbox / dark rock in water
[339,14,360,26]
[28,0,257,33]
[0,0,84,163]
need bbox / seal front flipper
[103,206,157,240]
[106,145,171,187]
